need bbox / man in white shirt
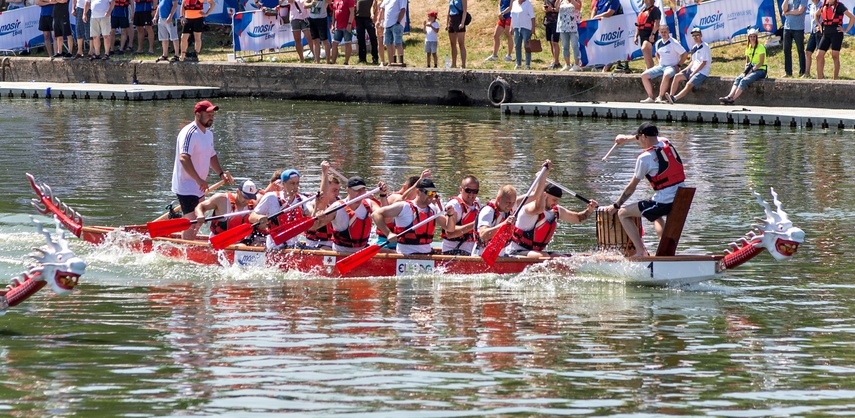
[83,0,114,59]
[379,0,407,65]
[666,27,711,104]
[639,25,687,103]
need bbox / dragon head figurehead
[29,217,86,296]
[722,188,805,270]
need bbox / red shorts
[497,17,511,27]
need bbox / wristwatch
[613,203,620,209]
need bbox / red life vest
[114,0,129,7]
[635,6,657,30]
[511,206,558,251]
[272,194,306,227]
[643,141,686,190]
[209,192,255,235]
[333,200,373,248]
[821,2,844,27]
[393,201,436,246]
[475,200,504,243]
[440,196,480,243]
[184,0,204,11]
[375,191,401,238]
[305,223,333,242]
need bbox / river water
[0,98,852,416]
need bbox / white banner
[578,14,636,66]
[0,5,43,51]
[676,0,778,49]
[232,10,295,52]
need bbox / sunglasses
[692,33,701,37]
[463,187,479,195]
[421,189,437,197]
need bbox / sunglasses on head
[463,187,479,195]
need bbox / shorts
[177,194,202,214]
[91,16,112,37]
[544,22,558,43]
[157,18,179,40]
[818,29,843,51]
[680,69,707,87]
[182,17,205,33]
[332,28,353,43]
[448,13,465,33]
[290,18,310,31]
[642,64,677,80]
[39,15,54,32]
[308,17,328,40]
[53,6,73,37]
[75,8,91,40]
[497,17,511,27]
[805,31,819,52]
[637,28,656,44]
[111,15,131,29]
[133,10,153,27]
[424,40,437,53]
[638,199,672,222]
[383,23,403,45]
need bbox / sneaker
[721,97,734,105]
[503,55,513,62]
[524,65,530,70]
[51,53,62,60]
[782,74,792,78]
[666,93,675,104]
[640,97,655,103]
[561,64,570,71]
[514,64,520,70]
[570,65,582,71]
[547,62,560,70]
[654,96,664,103]
[485,54,498,62]
[371,59,379,65]
[62,52,73,59]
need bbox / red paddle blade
[336,244,382,275]
[209,223,254,250]
[147,218,191,238]
[481,223,512,267]
[271,218,315,246]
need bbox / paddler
[504,160,598,257]
[171,100,235,240]
[249,166,315,249]
[475,184,518,250]
[326,176,389,253]
[189,180,258,240]
[371,178,456,256]
[606,122,686,257]
[440,175,482,255]
[304,162,339,250]
[376,168,431,249]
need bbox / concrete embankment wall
[2,57,852,108]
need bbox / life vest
[440,196,480,243]
[643,141,686,190]
[475,200,504,243]
[305,223,333,241]
[511,206,558,251]
[209,193,255,235]
[184,0,204,11]
[114,0,129,7]
[333,200,373,248]
[270,194,306,227]
[635,6,656,30]
[393,201,436,246]
[821,2,844,27]
[375,191,401,238]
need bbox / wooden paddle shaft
[602,143,619,161]
[152,179,228,222]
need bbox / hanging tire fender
[487,77,512,107]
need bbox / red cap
[427,10,438,17]
[194,100,219,113]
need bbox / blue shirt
[448,0,462,15]
[594,0,621,16]
[40,4,55,16]
[134,0,154,12]
[158,0,179,19]
[112,4,128,17]
[500,0,510,19]
[783,0,808,31]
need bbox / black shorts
[637,29,656,44]
[133,10,153,27]
[545,22,558,42]
[448,13,465,33]
[52,5,73,37]
[182,17,205,33]
[818,28,844,51]
[638,199,673,222]
[39,15,53,32]
[308,17,328,40]
[806,31,819,52]
[111,15,130,29]
[177,194,202,214]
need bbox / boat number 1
[647,262,653,278]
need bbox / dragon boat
[27,174,804,286]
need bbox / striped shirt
[171,121,216,197]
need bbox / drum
[596,208,641,255]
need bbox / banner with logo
[232,10,295,51]
[577,14,636,66]
[0,6,45,51]
[675,0,778,50]
[205,0,242,25]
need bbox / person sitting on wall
[719,28,767,105]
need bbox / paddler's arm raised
[526,159,553,215]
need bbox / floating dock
[0,82,219,101]
[501,101,855,129]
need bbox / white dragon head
[751,188,805,261]
[29,217,86,296]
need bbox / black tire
[488,77,512,107]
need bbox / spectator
[111,0,131,58]
[134,0,156,54]
[331,0,355,65]
[305,0,331,63]
[83,0,113,60]
[375,3,385,65]
[543,0,559,69]
[179,0,215,62]
[634,0,659,70]
[814,0,855,80]
[424,11,439,67]
[782,0,807,77]
[510,0,535,70]
[379,0,407,66]
[556,0,581,71]
[447,0,467,68]
[639,25,686,103]
[53,0,75,58]
[153,0,179,62]
[35,0,55,57]
[484,0,513,62]
[286,0,311,62]
[6,0,25,10]
[354,0,379,65]
[665,27,710,104]
[719,28,767,105]
[72,0,91,59]
[804,0,821,78]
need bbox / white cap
[240,180,258,199]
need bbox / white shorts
[157,18,179,41]
[90,16,112,37]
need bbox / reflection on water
[0,98,854,415]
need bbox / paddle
[152,180,227,222]
[336,204,446,275]
[601,143,619,161]
[328,167,350,183]
[270,187,381,246]
[545,179,592,204]
[209,194,318,250]
[480,166,549,267]
[147,209,254,238]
